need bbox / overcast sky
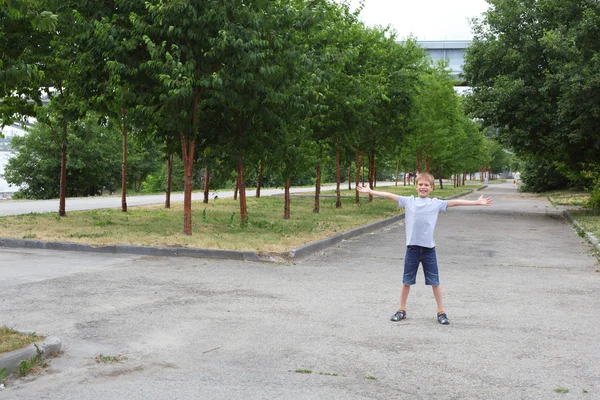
[345,0,490,41]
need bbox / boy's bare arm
[356,185,400,202]
[447,195,492,208]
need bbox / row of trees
[464,0,600,207]
[1,0,506,234]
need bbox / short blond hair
[415,172,434,186]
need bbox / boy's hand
[356,185,371,194]
[477,195,493,206]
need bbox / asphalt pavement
[0,181,599,399]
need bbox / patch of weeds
[15,347,48,377]
[583,389,589,393]
[294,369,312,374]
[0,367,7,383]
[554,388,569,393]
[318,372,338,377]
[22,233,37,239]
[95,354,127,364]
[67,232,108,239]
[93,219,114,227]
[364,375,377,380]
[202,208,208,223]
[228,212,236,230]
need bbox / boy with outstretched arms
[357,172,492,324]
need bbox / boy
[357,172,492,325]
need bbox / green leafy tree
[132,0,227,234]
[464,0,600,197]
[5,115,123,198]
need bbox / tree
[5,114,123,198]
[133,0,228,235]
[463,0,600,195]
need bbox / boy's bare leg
[432,285,444,313]
[399,284,411,310]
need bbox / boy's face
[415,179,433,198]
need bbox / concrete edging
[0,238,263,262]
[289,214,406,259]
[0,336,61,377]
[562,210,600,252]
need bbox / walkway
[1,182,598,399]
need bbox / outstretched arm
[356,185,400,202]
[447,195,492,208]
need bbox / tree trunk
[203,166,209,204]
[416,151,423,172]
[121,108,128,213]
[238,154,247,226]
[335,136,341,209]
[182,141,195,234]
[234,176,238,200]
[284,177,291,219]
[256,160,263,198]
[348,167,351,191]
[58,139,67,217]
[165,154,172,209]
[396,162,399,186]
[361,151,365,186]
[355,148,361,204]
[368,152,374,203]
[371,151,376,188]
[438,168,444,190]
[313,161,321,213]
[180,132,195,235]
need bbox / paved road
[1,182,598,399]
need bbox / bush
[588,182,600,209]
[520,157,569,193]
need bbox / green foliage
[464,0,600,192]
[4,114,162,199]
[15,352,47,377]
[520,156,569,193]
[588,180,600,209]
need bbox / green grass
[95,354,127,364]
[546,190,599,245]
[0,326,44,354]
[0,185,478,253]
[15,352,48,377]
[546,190,591,207]
[569,209,600,239]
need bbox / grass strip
[0,185,477,253]
[0,327,44,354]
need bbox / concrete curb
[289,214,406,259]
[0,336,61,377]
[0,238,264,262]
[562,210,600,252]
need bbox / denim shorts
[402,245,440,286]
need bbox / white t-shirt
[397,196,448,248]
